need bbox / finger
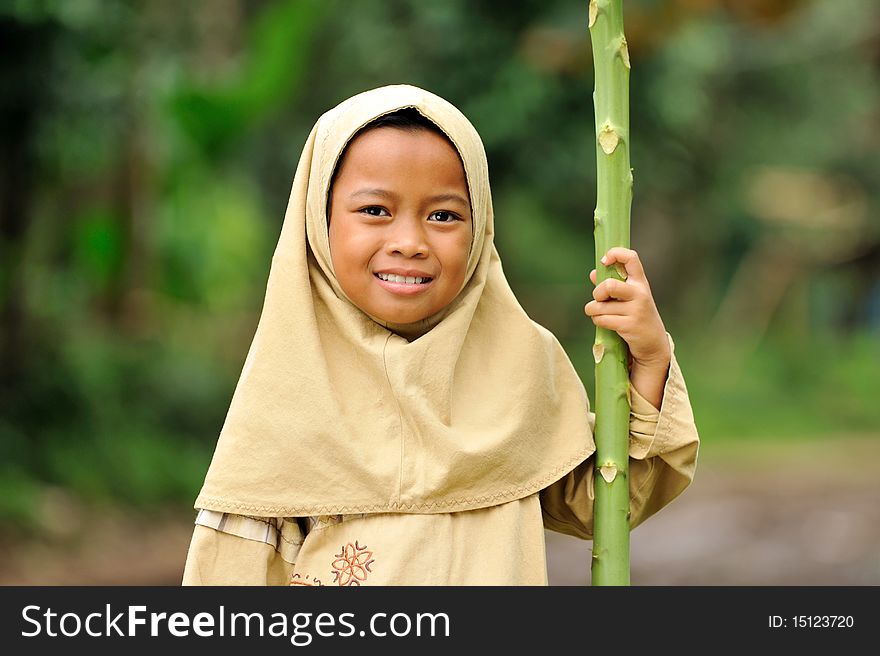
[589,269,597,285]
[592,278,636,302]
[589,313,628,332]
[600,247,647,283]
[584,300,629,317]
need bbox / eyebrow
[350,188,470,208]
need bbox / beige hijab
[194,84,595,516]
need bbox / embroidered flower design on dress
[289,572,324,586]
[330,541,375,586]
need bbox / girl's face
[328,127,473,325]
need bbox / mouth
[373,272,434,296]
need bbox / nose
[385,215,428,258]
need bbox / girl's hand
[584,247,671,408]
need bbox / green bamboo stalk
[588,0,632,586]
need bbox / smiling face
[328,126,473,325]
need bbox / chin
[380,313,427,325]
[371,305,433,325]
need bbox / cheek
[444,234,472,282]
[329,224,375,281]
[329,219,353,257]
[329,225,356,283]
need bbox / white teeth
[377,273,430,284]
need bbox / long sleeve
[540,333,699,539]
[181,510,303,585]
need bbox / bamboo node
[598,125,619,154]
[593,209,601,228]
[619,36,631,69]
[588,0,598,28]
[592,342,605,363]
[599,463,618,483]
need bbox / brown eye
[361,206,388,217]
[429,211,458,223]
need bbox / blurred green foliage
[1,0,878,531]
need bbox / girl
[182,84,699,586]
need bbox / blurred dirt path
[547,435,880,585]
[2,436,878,586]
[0,506,194,586]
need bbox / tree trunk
[0,16,44,404]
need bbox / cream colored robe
[182,339,699,586]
